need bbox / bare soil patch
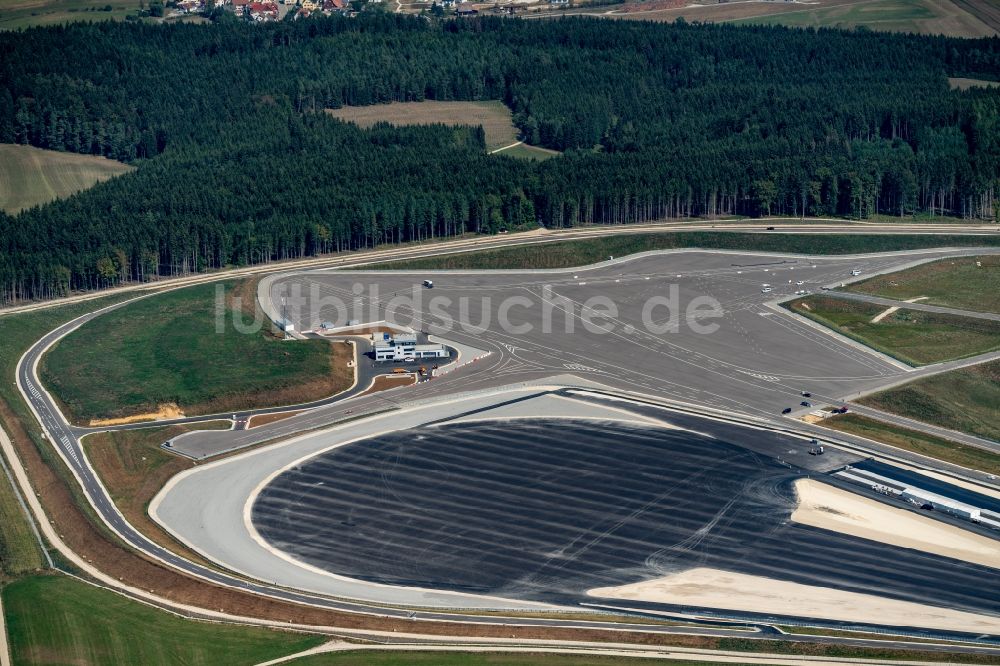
[249,412,302,428]
[359,374,417,396]
[89,403,185,427]
[327,101,519,151]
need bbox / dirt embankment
[359,374,416,396]
[248,412,302,429]
[89,403,185,427]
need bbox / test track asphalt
[12,241,1000,653]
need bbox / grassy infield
[40,281,351,424]
[784,296,1000,366]
[3,234,1000,664]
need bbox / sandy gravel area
[588,479,1000,632]
[792,479,1000,569]
[588,568,1000,633]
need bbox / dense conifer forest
[1,15,999,301]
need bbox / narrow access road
[824,291,1000,322]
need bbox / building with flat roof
[372,333,446,362]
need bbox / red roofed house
[248,0,278,20]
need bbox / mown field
[608,0,996,37]
[949,77,1000,90]
[824,413,1000,474]
[785,296,1000,366]
[369,232,1000,271]
[2,575,324,666]
[0,0,138,30]
[40,280,354,424]
[0,454,43,580]
[857,359,999,442]
[843,254,1000,314]
[729,0,996,36]
[0,144,132,213]
[328,101,522,152]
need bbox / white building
[901,488,981,522]
[372,333,446,362]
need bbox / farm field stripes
[0,145,132,214]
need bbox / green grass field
[730,0,996,37]
[2,574,324,665]
[823,413,1000,474]
[0,145,133,212]
[0,455,44,580]
[40,281,353,424]
[843,254,1000,314]
[856,359,999,442]
[288,654,753,665]
[0,0,141,30]
[369,232,1000,271]
[785,296,1000,365]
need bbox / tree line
[0,15,998,302]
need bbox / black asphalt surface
[252,418,1000,620]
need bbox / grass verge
[0,144,133,213]
[288,654,752,665]
[823,413,1000,475]
[843,254,1000,314]
[2,574,324,666]
[40,280,354,424]
[784,296,1000,365]
[855,360,1000,443]
[80,422,229,560]
[0,453,44,580]
[366,232,1000,271]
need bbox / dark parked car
[801,401,812,407]
[781,407,792,414]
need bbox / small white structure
[276,317,295,332]
[372,333,446,362]
[901,488,981,522]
